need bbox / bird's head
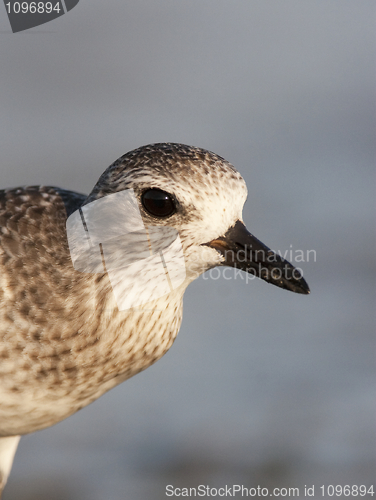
[82,143,309,297]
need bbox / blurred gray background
[1,1,375,499]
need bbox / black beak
[203,220,310,294]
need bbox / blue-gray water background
[1,1,375,499]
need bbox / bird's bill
[203,220,310,294]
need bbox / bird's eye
[141,189,176,218]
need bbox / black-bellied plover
[0,143,309,495]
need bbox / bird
[0,143,309,495]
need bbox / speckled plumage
[0,143,308,494]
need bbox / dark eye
[141,189,176,218]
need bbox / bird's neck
[66,273,186,387]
